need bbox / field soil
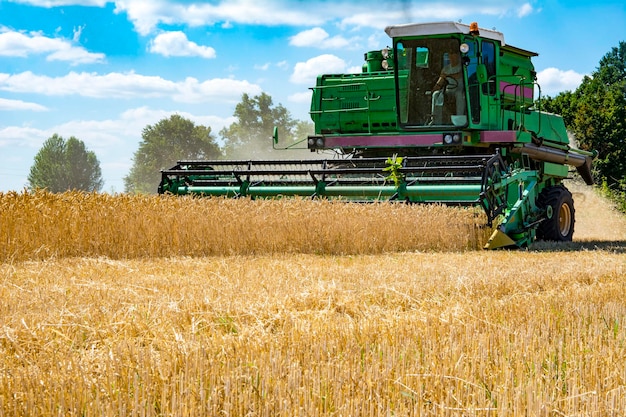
[1,181,625,416]
[567,181,626,242]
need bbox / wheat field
[0,190,493,261]
[1,181,625,416]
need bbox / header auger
[159,21,596,249]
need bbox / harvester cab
[159,21,596,249]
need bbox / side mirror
[272,125,310,150]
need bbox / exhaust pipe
[511,143,594,185]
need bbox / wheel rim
[558,203,572,237]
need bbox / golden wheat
[1,253,625,416]
[1,183,625,416]
[0,190,492,262]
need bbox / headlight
[382,60,389,70]
[308,136,325,148]
[460,43,470,54]
[443,132,462,145]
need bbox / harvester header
[160,21,596,249]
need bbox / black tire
[536,185,575,241]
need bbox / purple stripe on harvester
[480,131,517,143]
[325,134,442,147]
[499,81,533,99]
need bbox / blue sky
[0,0,624,193]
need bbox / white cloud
[254,63,271,71]
[0,28,105,65]
[47,46,105,64]
[172,77,263,103]
[0,98,48,112]
[119,107,235,137]
[149,31,216,58]
[337,2,539,30]
[10,0,108,5]
[0,71,262,103]
[114,0,327,36]
[12,1,536,36]
[537,67,585,96]
[0,107,234,153]
[289,27,355,49]
[339,12,401,30]
[337,7,455,30]
[517,3,534,17]
[72,25,85,42]
[368,33,389,50]
[49,107,234,151]
[290,54,347,84]
[118,0,523,35]
[288,91,312,104]
[0,125,48,149]
[112,1,168,35]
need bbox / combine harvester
[159,21,595,249]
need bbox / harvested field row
[1,252,625,416]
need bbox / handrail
[492,74,535,131]
[309,81,374,133]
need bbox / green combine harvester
[159,21,596,249]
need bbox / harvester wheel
[536,185,575,242]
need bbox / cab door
[464,38,498,129]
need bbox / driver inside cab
[430,51,465,124]
[434,53,462,89]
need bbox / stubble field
[1,180,625,416]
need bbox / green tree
[220,93,300,158]
[294,120,314,142]
[541,41,626,195]
[28,134,103,192]
[124,114,222,194]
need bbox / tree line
[27,93,313,194]
[28,42,626,209]
[539,41,626,210]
